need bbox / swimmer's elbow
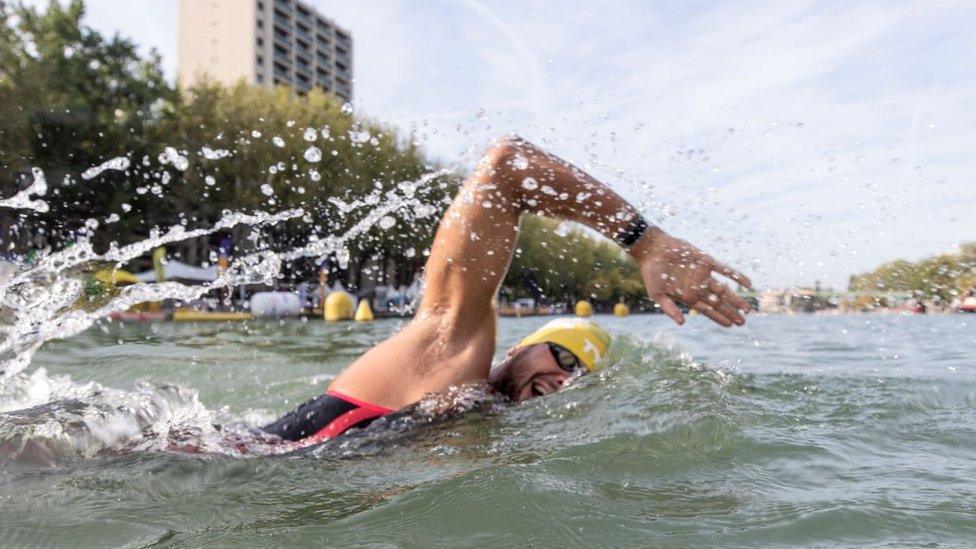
[478,135,538,202]
[482,134,524,170]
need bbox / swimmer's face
[488,343,584,403]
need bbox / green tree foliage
[849,243,976,303]
[504,216,645,307]
[0,0,171,244]
[156,81,455,279]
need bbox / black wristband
[615,214,649,248]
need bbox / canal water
[0,314,973,546]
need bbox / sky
[27,0,976,289]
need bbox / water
[1,314,973,547]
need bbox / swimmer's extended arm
[329,136,751,409]
[419,135,752,326]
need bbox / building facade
[178,0,353,102]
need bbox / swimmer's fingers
[710,259,752,289]
[708,278,752,316]
[691,301,734,327]
[705,288,745,326]
[655,294,684,325]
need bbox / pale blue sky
[28,0,976,288]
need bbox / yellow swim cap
[517,318,612,372]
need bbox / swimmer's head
[488,318,611,402]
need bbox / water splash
[0,168,48,213]
[80,156,131,180]
[0,161,453,382]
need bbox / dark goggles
[548,343,585,374]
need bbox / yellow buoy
[575,300,593,317]
[613,302,630,317]
[324,291,355,321]
[354,299,374,321]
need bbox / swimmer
[262,136,752,446]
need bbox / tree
[0,0,173,250]
[503,216,647,308]
[155,81,457,283]
[849,242,976,303]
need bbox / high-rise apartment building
[178,0,353,103]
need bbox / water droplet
[157,147,188,171]
[205,175,216,186]
[521,177,538,191]
[304,146,322,162]
[260,184,274,196]
[378,216,396,230]
[512,154,528,170]
[341,103,354,114]
[251,130,262,138]
[200,146,231,160]
[303,128,317,142]
[80,156,130,180]
[348,130,370,143]
[273,136,285,147]
[309,170,321,182]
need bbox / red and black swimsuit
[261,390,393,444]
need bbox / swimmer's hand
[630,228,752,327]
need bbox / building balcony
[273,53,291,69]
[273,25,292,43]
[273,10,291,27]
